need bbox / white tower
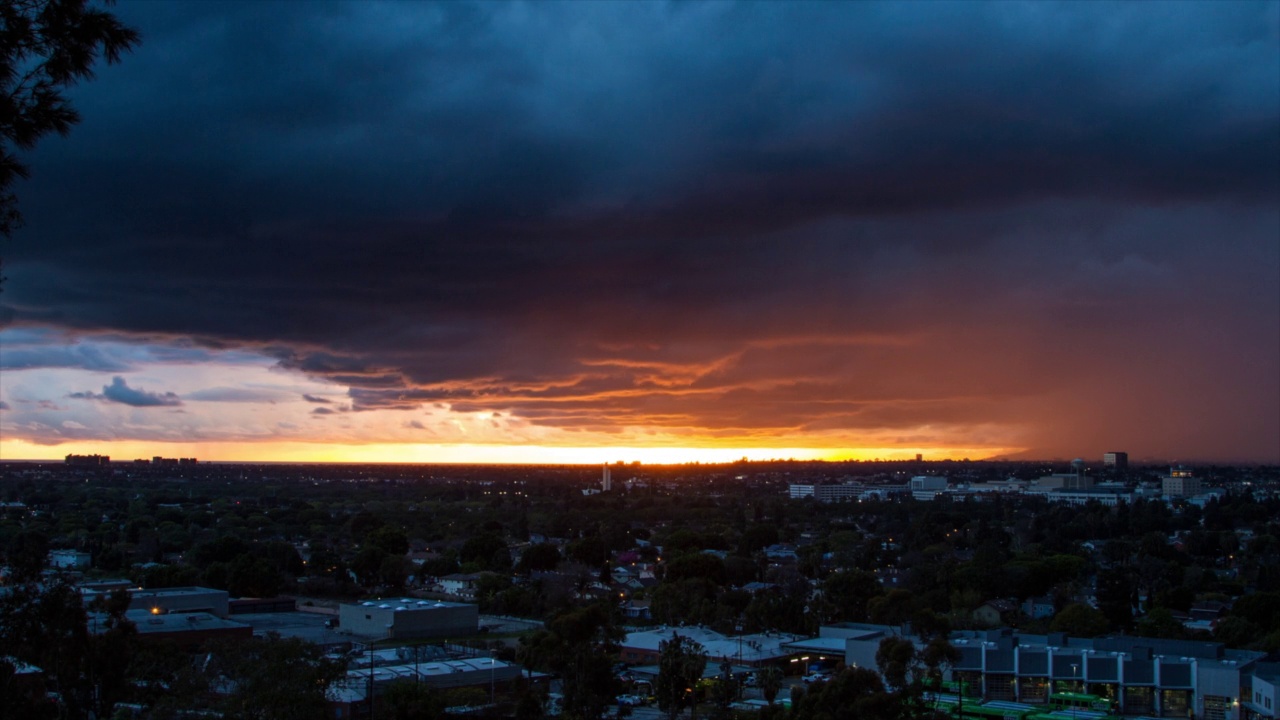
[602,464,612,492]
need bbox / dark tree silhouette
[517,603,623,720]
[1,0,139,245]
[655,632,707,720]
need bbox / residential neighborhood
[2,457,1279,719]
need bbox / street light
[368,641,376,720]
[736,619,743,668]
[1070,663,1080,720]
[368,629,392,720]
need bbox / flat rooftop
[121,609,248,634]
[351,598,474,611]
[784,636,849,654]
[130,586,225,597]
[233,611,344,644]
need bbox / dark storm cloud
[2,1,1277,459]
[0,344,133,372]
[69,377,183,408]
[0,328,262,371]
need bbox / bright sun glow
[0,437,1016,465]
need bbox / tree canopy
[654,632,708,720]
[1,0,139,238]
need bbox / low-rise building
[439,573,485,598]
[619,626,802,667]
[110,609,252,646]
[789,483,865,502]
[1244,664,1279,720]
[329,653,525,718]
[48,550,91,570]
[1047,487,1136,506]
[823,624,1267,720]
[910,476,949,500]
[622,599,652,621]
[973,599,1019,627]
[80,586,231,618]
[338,599,478,640]
[1023,596,1055,620]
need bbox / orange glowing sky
[0,438,1000,466]
[0,340,1021,463]
[1,2,1277,464]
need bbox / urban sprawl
[1,455,1278,720]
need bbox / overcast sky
[2,0,1277,463]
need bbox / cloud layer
[1,1,1277,461]
[68,376,182,407]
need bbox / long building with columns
[820,623,1272,720]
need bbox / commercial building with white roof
[328,655,525,717]
[619,626,803,667]
[337,598,478,640]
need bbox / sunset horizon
[2,1,1277,466]
[1,437,1020,466]
[5,437,1271,467]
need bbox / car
[802,672,831,684]
[616,694,645,706]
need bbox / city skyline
[1,1,1278,464]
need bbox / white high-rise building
[602,464,612,492]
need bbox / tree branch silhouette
[1,0,140,287]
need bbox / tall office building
[602,464,612,492]
[1103,452,1129,471]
